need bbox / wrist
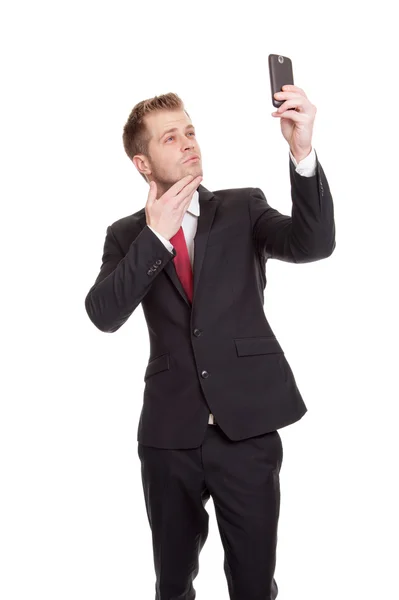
[291,146,312,163]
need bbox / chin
[184,164,202,176]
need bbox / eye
[165,132,195,142]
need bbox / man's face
[134,109,203,195]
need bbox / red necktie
[169,226,193,303]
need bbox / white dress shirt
[147,148,317,425]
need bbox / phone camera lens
[278,55,284,64]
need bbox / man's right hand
[145,175,203,240]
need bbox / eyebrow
[159,124,195,141]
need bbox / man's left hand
[272,85,316,162]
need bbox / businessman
[85,86,336,599]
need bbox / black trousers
[137,422,283,600]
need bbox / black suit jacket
[85,150,336,449]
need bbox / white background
[1,1,398,598]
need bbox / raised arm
[249,150,336,263]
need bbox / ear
[132,154,151,178]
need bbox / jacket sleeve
[84,224,176,333]
[248,149,336,263]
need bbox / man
[85,86,336,599]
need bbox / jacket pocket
[144,353,170,381]
[234,336,283,357]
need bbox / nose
[183,140,195,151]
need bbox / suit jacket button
[193,328,202,337]
[155,259,162,265]
[201,370,209,378]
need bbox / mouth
[183,156,200,164]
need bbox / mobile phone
[268,54,294,109]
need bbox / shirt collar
[186,189,200,217]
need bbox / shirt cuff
[289,147,317,177]
[148,225,174,253]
